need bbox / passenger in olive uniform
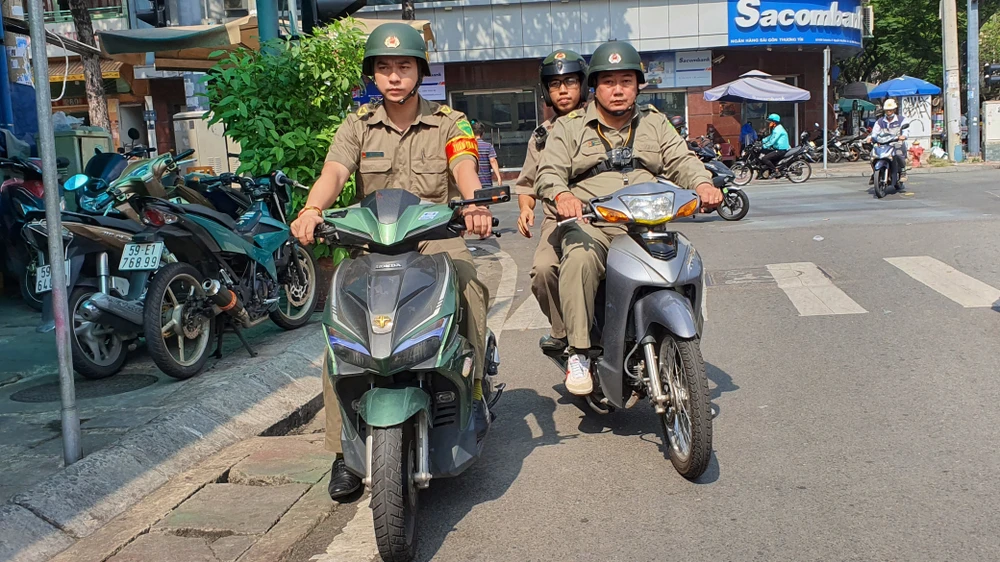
[535,40,723,396]
[290,23,494,500]
[514,49,588,355]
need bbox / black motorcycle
[689,140,749,221]
[731,140,811,186]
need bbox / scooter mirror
[64,173,89,192]
[128,128,141,141]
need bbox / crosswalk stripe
[503,296,552,331]
[766,262,868,316]
[885,256,1000,308]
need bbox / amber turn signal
[595,206,630,223]
[674,198,699,219]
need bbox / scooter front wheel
[874,168,887,199]
[730,163,753,186]
[371,423,418,562]
[717,189,750,221]
[656,334,713,480]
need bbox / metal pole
[968,0,981,157]
[0,11,15,130]
[942,0,962,160]
[823,47,829,170]
[287,0,298,36]
[28,0,82,465]
[255,0,279,42]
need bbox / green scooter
[314,186,508,562]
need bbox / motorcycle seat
[61,211,145,233]
[183,204,237,230]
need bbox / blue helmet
[767,113,781,123]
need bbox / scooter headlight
[620,193,675,225]
[325,323,376,371]
[389,317,449,372]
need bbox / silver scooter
[547,180,713,480]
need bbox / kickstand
[233,324,258,357]
[213,323,225,359]
[487,383,506,409]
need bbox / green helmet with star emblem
[362,23,431,77]
[586,40,645,88]
[539,49,588,107]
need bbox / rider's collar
[586,101,639,129]
[363,96,440,128]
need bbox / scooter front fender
[633,289,699,340]
[357,387,431,429]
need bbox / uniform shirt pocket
[633,141,662,174]
[571,141,606,181]
[411,158,449,202]
[358,157,392,196]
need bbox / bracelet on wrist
[297,205,322,218]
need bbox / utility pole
[28,0,82,466]
[823,47,830,170]
[942,0,963,160]
[256,0,279,41]
[968,0,981,157]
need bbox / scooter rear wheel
[69,286,126,379]
[371,423,418,562]
[656,334,713,480]
[786,160,811,183]
[144,263,214,380]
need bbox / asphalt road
[299,171,1000,562]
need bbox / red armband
[446,136,479,163]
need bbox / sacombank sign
[727,0,863,47]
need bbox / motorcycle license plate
[35,260,72,293]
[119,242,164,271]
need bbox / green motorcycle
[314,186,508,562]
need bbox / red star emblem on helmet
[609,53,622,64]
[554,52,566,60]
[384,36,400,48]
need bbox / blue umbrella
[868,75,941,99]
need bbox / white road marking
[473,246,518,341]
[766,262,868,316]
[310,245,518,562]
[885,256,1000,308]
[502,295,552,331]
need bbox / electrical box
[982,101,1000,161]
[172,111,242,175]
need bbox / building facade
[359,0,867,171]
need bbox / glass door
[450,89,538,170]
[742,76,800,144]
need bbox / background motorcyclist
[289,23,492,502]
[761,113,789,177]
[535,39,721,396]
[868,99,908,186]
[514,49,588,354]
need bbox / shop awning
[49,59,123,82]
[2,16,101,56]
[704,70,811,103]
[99,16,435,72]
[837,98,876,113]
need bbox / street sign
[144,110,157,121]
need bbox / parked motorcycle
[312,186,509,561]
[0,156,68,310]
[133,171,317,379]
[544,180,713,480]
[731,141,811,186]
[25,149,201,378]
[689,141,749,221]
[872,122,910,199]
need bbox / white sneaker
[565,354,593,396]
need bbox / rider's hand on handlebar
[695,182,723,212]
[291,209,324,245]
[517,206,535,238]
[555,192,586,222]
[461,204,493,238]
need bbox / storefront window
[742,76,800,144]
[637,90,687,121]
[451,90,537,170]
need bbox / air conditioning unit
[172,111,242,175]
[862,5,874,39]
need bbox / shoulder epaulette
[565,110,583,119]
[643,104,660,114]
[436,104,453,115]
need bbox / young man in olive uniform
[535,40,723,395]
[514,49,588,354]
[290,23,494,500]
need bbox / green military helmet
[586,40,645,88]
[539,49,588,106]
[362,23,431,77]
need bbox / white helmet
[883,99,898,111]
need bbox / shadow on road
[414,388,566,561]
